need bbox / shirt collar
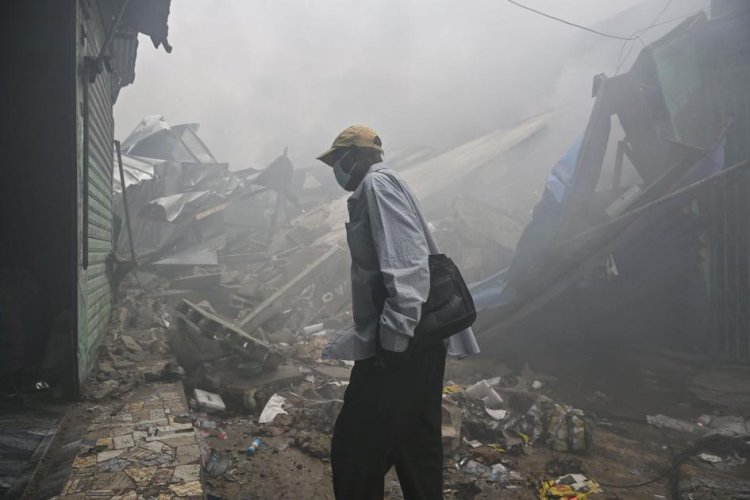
[348,162,388,201]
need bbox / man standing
[317,125,480,499]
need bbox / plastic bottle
[246,437,262,456]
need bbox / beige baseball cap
[317,125,384,167]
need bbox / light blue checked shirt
[322,163,480,361]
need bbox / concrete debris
[294,431,331,459]
[193,389,226,412]
[54,83,750,499]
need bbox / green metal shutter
[77,0,115,384]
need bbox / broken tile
[132,409,152,423]
[100,457,131,473]
[131,430,148,444]
[155,434,197,447]
[150,409,166,420]
[125,465,157,486]
[112,412,134,423]
[149,467,175,487]
[141,440,174,456]
[174,444,201,465]
[169,480,203,496]
[83,490,117,498]
[97,449,125,462]
[125,401,145,412]
[62,473,94,494]
[111,492,138,500]
[114,433,135,449]
[121,447,173,467]
[72,454,97,469]
[171,464,200,483]
[95,437,114,450]
[90,471,134,491]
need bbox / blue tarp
[470,137,583,312]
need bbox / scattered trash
[696,414,712,427]
[538,474,602,499]
[646,414,704,434]
[193,389,227,412]
[204,448,232,477]
[195,418,218,429]
[545,404,589,452]
[486,408,508,420]
[465,379,504,408]
[698,453,723,463]
[258,394,288,424]
[246,438,263,456]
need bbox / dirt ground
[200,412,696,499]
[199,348,750,500]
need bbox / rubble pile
[84,290,175,402]
[94,115,750,499]
[110,115,521,417]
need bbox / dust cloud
[114,0,708,171]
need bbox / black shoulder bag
[377,172,476,353]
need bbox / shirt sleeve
[364,173,430,352]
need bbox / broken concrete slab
[176,299,284,370]
[120,335,142,353]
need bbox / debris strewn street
[2,1,750,499]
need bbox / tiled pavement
[59,382,205,499]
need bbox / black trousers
[331,343,446,500]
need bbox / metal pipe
[115,140,138,266]
[560,159,750,251]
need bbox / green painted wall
[77,0,116,385]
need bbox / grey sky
[114,0,706,170]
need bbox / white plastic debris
[303,323,325,335]
[646,414,703,434]
[462,438,483,448]
[531,380,543,390]
[258,393,288,424]
[486,408,508,420]
[698,453,723,463]
[465,380,503,407]
[193,389,226,412]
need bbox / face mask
[333,152,353,190]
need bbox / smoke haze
[114,0,708,170]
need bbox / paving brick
[124,465,157,486]
[96,449,125,462]
[113,433,135,449]
[72,454,97,469]
[169,480,203,496]
[174,444,201,465]
[60,382,205,498]
[95,437,114,450]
